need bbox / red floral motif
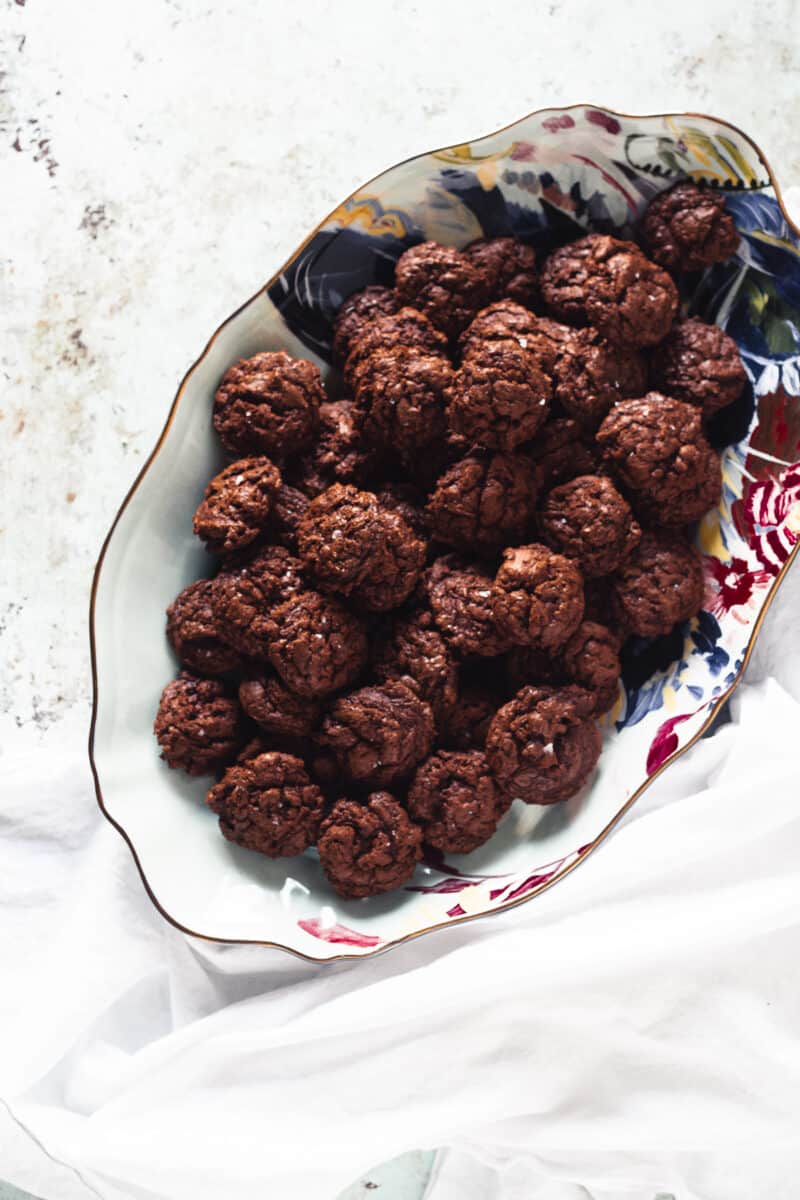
[542,114,575,132]
[585,109,622,134]
[704,554,774,623]
[510,142,537,161]
[297,918,382,947]
[646,711,695,776]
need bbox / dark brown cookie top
[447,339,551,451]
[485,684,601,805]
[206,751,325,857]
[458,301,556,363]
[554,326,648,429]
[650,317,746,416]
[596,393,710,499]
[394,241,488,338]
[540,233,678,347]
[633,443,722,528]
[464,237,538,308]
[357,509,427,613]
[640,180,740,273]
[166,579,241,676]
[297,484,425,612]
[426,555,514,658]
[438,684,500,751]
[297,484,387,596]
[491,543,584,651]
[426,450,541,550]
[192,457,282,554]
[265,589,368,699]
[351,345,452,459]
[317,680,434,788]
[527,418,599,490]
[538,474,641,578]
[294,399,377,492]
[343,306,448,390]
[331,285,398,366]
[238,668,320,740]
[154,671,242,776]
[317,792,423,899]
[211,544,304,659]
[266,483,310,552]
[212,351,323,457]
[371,608,458,722]
[560,621,621,714]
[407,749,510,854]
[611,530,705,637]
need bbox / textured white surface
[2,0,800,754]
[1,4,799,1199]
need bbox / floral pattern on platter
[265,107,800,951]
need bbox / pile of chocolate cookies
[154,179,747,900]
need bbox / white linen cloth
[3,193,800,1198]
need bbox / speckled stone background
[2,0,799,1196]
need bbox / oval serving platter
[89,106,800,962]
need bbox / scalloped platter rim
[89,105,800,961]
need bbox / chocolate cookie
[331,284,398,366]
[538,474,641,577]
[343,306,448,390]
[317,681,434,788]
[394,241,488,337]
[212,350,323,457]
[426,555,513,658]
[294,399,376,492]
[407,749,511,853]
[238,668,320,739]
[540,233,678,347]
[351,346,452,460]
[447,339,551,450]
[640,180,740,273]
[166,579,241,676]
[459,301,556,363]
[426,450,540,550]
[265,589,368,698]
[633,442,722,527]
[211,544,304,659]
[192,457,282,554]
[553,326,648,429]
[317,793,423,898]
[372,608,458,722]
[206,751,324,857]
[297,484,425,611]
[650,317,746,417]
[491,544,584,651]
[610,530,705,637]
[154,671,241,776]
[464,237,538,307]
[596,393,716,502]
[486,684,601,804]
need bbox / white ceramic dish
[89,106,800,961]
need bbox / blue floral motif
[689,611,730,677]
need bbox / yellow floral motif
[433,141,517,166]
[326,194,408,239]
[666,119,761,187]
